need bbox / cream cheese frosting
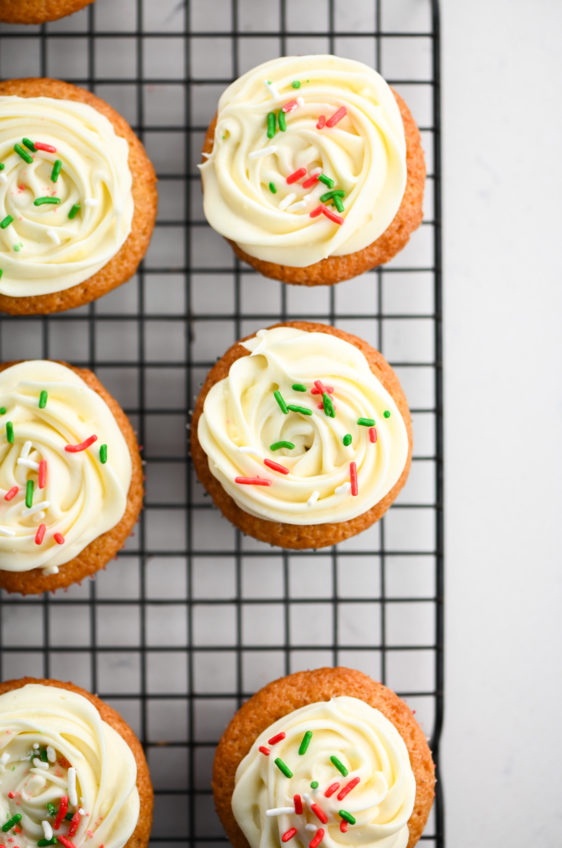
[0,95,133,297]
[232,696,416,848]
[197,327,409,525]
[200,55,407,267]
[0,361,132,574]
[0,683,140,848]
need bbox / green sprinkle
[26,479,34,508]
[334,196,344,213]
[383,410,391,418]
[2,814,22,832]
[34,197,61,207]
[39,745,48,762]
[0,270,3,279]
[267,111,276,139]
[269,182,277,194]
[68,202,81,219]
[323,392,335,418]
[357,417,375,427]
[0,163,4,170]
[99,443,108,464]
[274,390,288,414]
[39,390,48,409]
[310,781,319,789]
[13,243,22,252]
[278,109,287,132]
[287,404,312,415]
[0,215,13,229]
[22,137,36,152]
[6,421,14,443]
[291,80,301,88]
[46,803,57,818]
[343,434,353,447]
[298,730,313,755]
[339,810,356,825]
[0,408,6,415]
[274,757,293,778]
[319,190,345,202]
[14,143,33,164]
[330,755,348,776]
[291,383,307,392]
[317,174,335,188]
[51,159,62,182]
[64,813,73,822]
[38,839,58,846]
[270,440,295,451]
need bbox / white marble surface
[442,1,562,845]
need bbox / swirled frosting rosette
[232,697,416,848]
[0,683,140,848]
[197,327,409,525]
[200,55,407,267]
[0,361,131,574]
[0,95,133,297]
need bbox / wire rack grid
[0,0,443,846]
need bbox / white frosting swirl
[232,696,416,848]
[200,55,407,267]
[0,361,132,573]
[0,95,133,297]
[197,327,409,525]
[0,683,140,848]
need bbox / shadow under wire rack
[0,0,444,846]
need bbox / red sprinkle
[316,115,326,129]
[235,476,272,486]
[34,142,57,153]
[7,792,15,799]
[259,746,270,756]
[264,458,290,475]
[281,99,299,113]
[64,434,98,453]
[38,459,47,489]
[293,794,303,815]
[309,829,325,848]
[337,776,361,801]
[324,782,340,798]
[302,174,320,188]
[340,821,348,834]
[54,533,65,545]
[321,205,344,225]
[57,838,77,848]
[311,804,328,824]
[53,796,69,830]
[286,167,307,185]
[311,380,334,395]
[350,462,358,496]
[67,812,81,838]
[326,106,348,127]
[4,486,18,502]
[369,427,377,443]
[309,205,323,218]
[267,732,286,745]
[35,524,46,545]
[282,829,297,843]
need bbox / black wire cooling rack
[0,1,443,845]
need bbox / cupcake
[0,78,157,314]
[0,359,143,595]
[191,322,412,549]
[0,677,152,848]
[213,667,435,848]
[0,0,94,23]
[200,55,425,286]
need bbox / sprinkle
[292,383,307,392]
[46,746,56,763]
[259,746,270,756]
[6,420,14,443]
[369,427,377,443]
[319,190,345,202]
[339,810,356,825]
[2,815,22,832]
[37,389,49,409]
[330,755,349,776]
[326,106,348,127]
[22,137,36,151]
[20,440,32,457]
[267,112,276,139]
[266,807,294,817]
[268,182,277,194]
[4,486,18,501]
[0,407,4,414]
[0,215,13,229]
[46,228,61,245]
[23,500,50,516]
[99,444,108,464]
[279,192,297,211]
[51,160,62,182]
[349,462,358,497]
[249,145,277,160]
[286,167,307,185]
[37,459,47,489]
[47,803,57,817]
[278,110,287,132]
[264,79,279,98]
[274,758,293,778]
[34,197,61,207]
[311,804,328,824]
[0,526,16,536]
[57,837,77,848]
[282,829,297,843]
[54,533,65,545]
[0,752,9,765]
[68,766,78,805]
[235,476,271,486]
[32,757,50,770]
[263,457,290,476]
[53,793,69,828]
[343,434,352,446]
[270,441,295,451]
[321,205,344,225]
[34,142,57,153]
[14,144,33,164]
[305,824,317,832]
[335,482,351,496]
[294,794,303,814]
[299,730,313,754]
[357,417,375,427]
[67,812,80,838]
[291,80,301,89]
[35,524,46,545]
[317,174,334,188]
[281,99,299,113]
[322,393,335,418]
[17,457,39,471]
[13,241,23,251]
[340,821,348,834]
[38,840,58,847]
[316,115,326,129]
[84,197,98,207]
[302,174,320,189]
[324,782,340,798]
[68,203,80,220]
[309,205,323,218]
[274,390,288,414]
[268,732,286,745]
[310,782,319,789]
[64,434,97,453]
[307,491,320,507]
[311,380,333,395]
[287,404,312,415]
[334,196,344,213]
[0,163,4,169]
[384,410,391,418]
[42,822,53,841]
[337,777,360,800]
[309,828,324,848]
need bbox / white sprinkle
[21,440,33,458]
[22,500,50,516]
[46,745,56,763]
[0,173,7,184]
[0,752,10,765]
[79,808,85,816]
[68,766,78,806]
[307,491,320,507]
[17,457,40,471]
[297,96,304,107]
[305,824,318,833]
[46,228,61,245]
[249,145,278,160]
[32,757,49,770]
[42,820,53,841]
[335,482,352,495]
[0,526,16,536]
[266,806,295,817]
[279,192,297,211]
[42,565,59,576]
[84,198,98,207]
[263,79,279,98]
[238,446,257,454]
[303,793,311,803]
[33,743,40,749]
[286,199,309,212]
